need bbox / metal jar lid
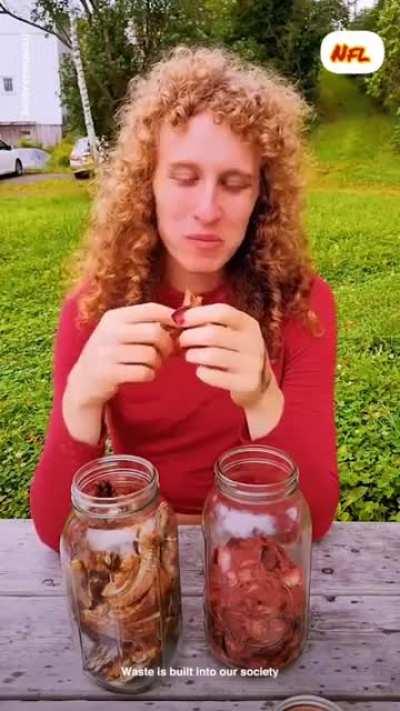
[275,694,343,711]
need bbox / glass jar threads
[60,455,182,693]
[202,445,312,670]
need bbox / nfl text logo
[321,31,384,74]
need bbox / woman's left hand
[176,302,271,408]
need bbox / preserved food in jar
[202,445,312,670]
[60,455,182,692]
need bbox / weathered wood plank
[0,595,399,700]
[0,519,400,596]
[0,702,399,711]
[0,521,399,597]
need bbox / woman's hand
[65,302,177,410]
[177,302,272,408]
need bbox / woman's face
[152,110,261,291]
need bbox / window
[3,77,14,93]
[76,138,90,151]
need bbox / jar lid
[274,695,343,711]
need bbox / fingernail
[171,310,186,326]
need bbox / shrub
[45,135,78,171]
[16,137,43,149]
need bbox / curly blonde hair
[69,44,323,362]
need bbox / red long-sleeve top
[29,274,340,552]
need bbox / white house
[0,10,68,146]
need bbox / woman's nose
[193,185,223,222]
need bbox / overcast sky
[353,0,379,9]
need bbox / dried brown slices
[206,535,306,669]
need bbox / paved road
[0,172,74,185]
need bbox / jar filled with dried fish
[60,455,182,692]
[202,445,312,670]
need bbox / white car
[0,139,23,177]
[69,137,95,179]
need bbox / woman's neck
[162,261,226,295]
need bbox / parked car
[0,139,23,177]
[69,137,95,179]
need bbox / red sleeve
[29,290,106,553]
[236,276,340,542]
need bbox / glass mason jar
[60,455,182,693]
[202,445,312,670]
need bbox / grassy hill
[309,69,400,188]
[306,71,399,522]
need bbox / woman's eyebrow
[167,161,255,180]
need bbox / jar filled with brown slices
[202,445,312,671]
[60,455,182,693]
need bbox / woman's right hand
[65,302,177,410]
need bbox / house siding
[0,13,66,146]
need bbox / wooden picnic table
[0,520,399,710]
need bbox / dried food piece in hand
[171,288,203,324]
[164,289,203,354]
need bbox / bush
[45,135,78,172]
[392,108,400,153]
[16,137,43,149]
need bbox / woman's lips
[186,232,221,242]
[186,236,223,249]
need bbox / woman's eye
[172,177,246,192]
[173,177,196,185]
[226,184,246,192]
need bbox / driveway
[0,172,73,185]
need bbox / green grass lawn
[1,73,399,523]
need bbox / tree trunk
[69,11,99,162]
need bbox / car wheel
[15,160,23,177]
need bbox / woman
[30,45,339,552]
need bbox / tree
[364,0,400,114]
[0,0,71,46]
[34,0,218,138]
[1,1,215,138]
[1,0,357,137]
[348,0,385,31]
[69,7,98,159]
[220,0,350,101]
[366,0,400,149]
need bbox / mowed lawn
[0,75,399,523]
